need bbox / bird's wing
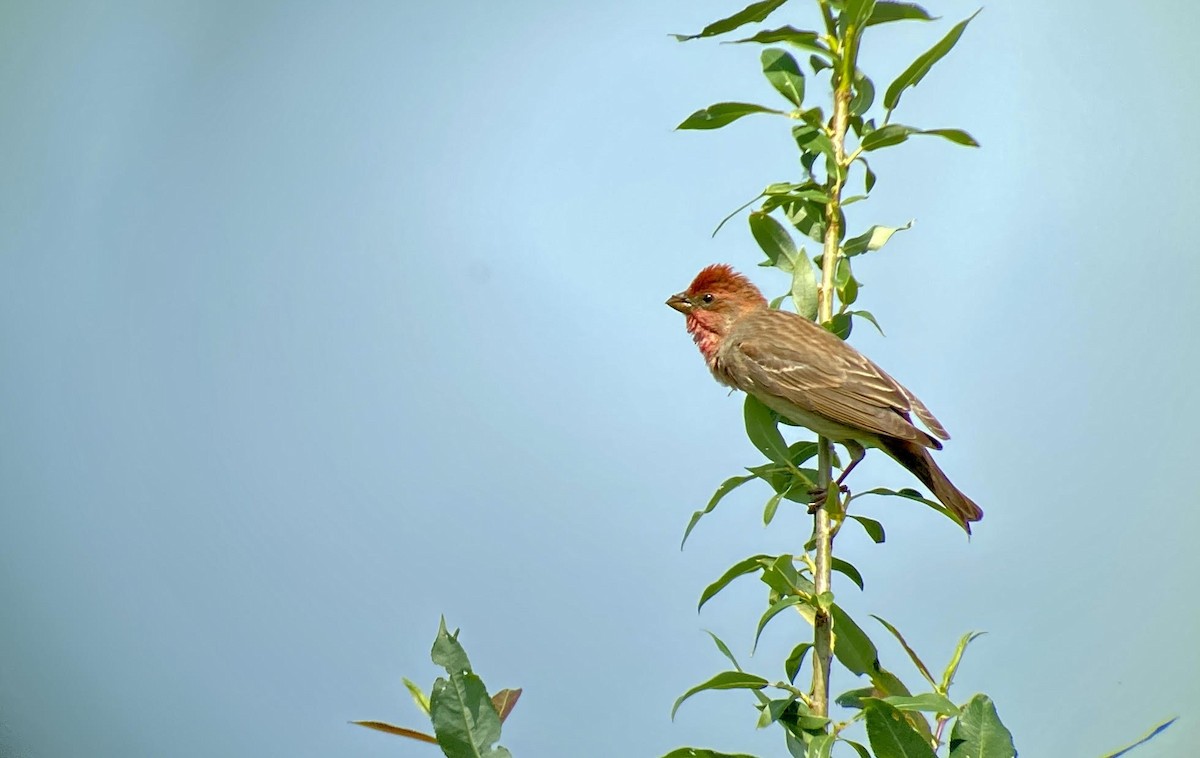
[727,310,943,447]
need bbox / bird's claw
[807,483,849,513]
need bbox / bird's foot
[807,483,849,514]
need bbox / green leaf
[832,557,865,590]
[678,102,785,130]
[842,0,877,33]
[807,732,835,758]
[835,687,874,709]
[864,699,937,758]
[754,595,814,652]
[744,395,793,467]
[762,49,805,107]
[749,211,800,268]
[671,0,789,41]
[698,554,773,611]
[792,125,837,171]
[860,124,978,151]
[810,54,832,73]
[843,221,912,256]
[784,642,813,683]
[730,26,832,58]
[672,671,770,719]
[940,631,986,693]
[790,249,818,321]
[713,192,765,237]
[870,616,936,687]
[847,514,885,543]
[757,694,800,728]
[852,486,960,527]
[859,156,877,192]
[829,604,878,676]
[851,310,885,336]
[883,693,959,715]
[403,677,431,716]
[920,127,979,147]
[661,749,764,758]
[860,123,914,151]
[1101,717,1179,758]
[682,474,756,549]
[827,313,852,339]
[763,490,785,525]
[432,618,473,675]
[850,72,875,117]
[430,671,508,758]
[351,721,438,744]
[704,629,744,671]
[842,740,872,758]
[948,695,1015,758]
[491,689,521,723]
[760,555,813,597]
[866,1,936,27]
[884,10,981,113]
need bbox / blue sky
[1,1,1197,756]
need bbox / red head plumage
[684,264,767,306]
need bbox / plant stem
[810,15,855,720]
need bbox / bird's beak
[666,292,692,314]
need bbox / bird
[666,263,982,532]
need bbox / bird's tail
[879,437,983,533]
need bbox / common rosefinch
[667,264,982,531]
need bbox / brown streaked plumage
[667,264,982,532]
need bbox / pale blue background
[2,2,1197,756]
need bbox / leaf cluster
[354,618,521,758]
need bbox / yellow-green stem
[810,27,854,719]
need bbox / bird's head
[667,264,768,359]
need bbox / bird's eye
[701,293,715,304]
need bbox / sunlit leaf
[699,554,773,611]
[755,595,815,652]
[704,629,744,671]
[672,671,770,719]
[847,514,885,543]
[672,0,789,41]
[682,474,756,549]
[1101,717,1179,758]
[403,677,431,716]
[351,721,438,744]
[431,617,472,675]
[940,631,986,693]
[784,642,813,683]
[850,71,875,116]
[730,25,832,58]
[790,248,818,321]
[871,616,935,687]
[843,221,912,256]
[864,699,937,758]
[860,123,914,151]
[829,604,877,676]
[430,671,508,758]
[866,1,936,26]
[661,749,764,758]
[744,395,793,466]
[678,102,785,130]
[851,310,885,336]
[832,557,864,590]
[920,127,979,146]
[948,695,1016,758]
[884,10,981,113]
[761,48,805,107]
[883,693,958,715]
[807,732,836,758]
